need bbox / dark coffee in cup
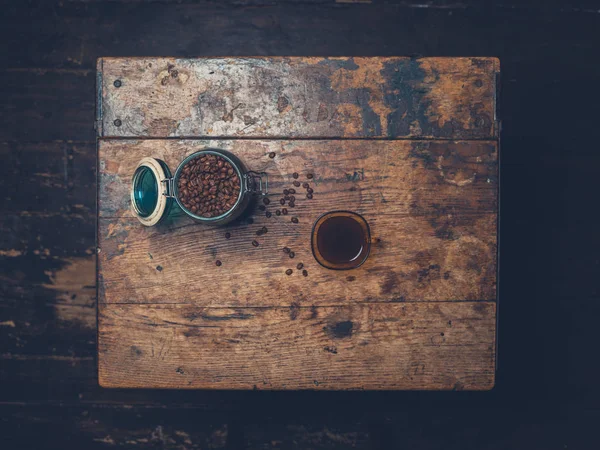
[311,211,371,270]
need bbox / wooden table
[97,57,499,390]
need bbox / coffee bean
[282,208,288,215]
[289,195,295,202]
[292,172,299,179]
[288,201,295,208]
[275,209,281,216]
[289,251,295,258]
[258,205,266,211]
[302,182,309,189]
[297,263,304,270]
[252,240,259,247]
[280,198,285,205]
[293,181,301,187]
[285,269,293,275]
[283,247,290,254]
[269,152,276,159]
[291,217,298,223]
[284,195,290,201]
[307,173,314,179]
[283,189,289,195]
[263,197,270,205]
[262,226,268,234]
[225,232,231,239]
[215,260,222,266]
[266,211,272,218]
[289,189,296,194]
[177,153,240,218]
[302,270,308,277]
[306,193,313,199]
[256,229,263,236]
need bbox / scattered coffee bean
[262,226,268,234]
[307,173,314,179]
[263,197,270,205]
[291,217,299,223]
[289,189,296,194]
[292,172,299,179]
[275,209,281,216]
[256,229,264,236]
[302,182,309,189]
[289,201,295,208]
[289,251,295,258]
[285,269,293,275]
[177,153,241,218]
[266,211,272,218]
[283,189,289,195]
[297,263,304,270]
[215,260,222,266]
[284,195,290,201]
[258,205,266,211]
[307,187,313,194]
[306,193,313,199]
[225,232,231,239]
[268,152,276,159]
[252,240,259,247]
[282,208,288,215]
[302,269,308,277]
[283,247,290,254]
[280,198,285,205]
[293,181,301,187]
[289,195,295,201]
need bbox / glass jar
[131,148,268,226]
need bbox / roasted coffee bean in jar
[177,154,241,218]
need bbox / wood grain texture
[98,139,497,305]
[98,302,496,390]
[98,57,499,139]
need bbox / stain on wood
[98,302,495,390]
[98,57,499,139]
[97,139,497,305]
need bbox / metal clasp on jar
[244,171,269,196]
[161,178,176,198]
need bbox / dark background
[1,0,598,448]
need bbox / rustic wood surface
[99,302,496,390]
[97,57,499,139]
[98,139,497,305]
[95,53,500,389]
[3,0,599,447]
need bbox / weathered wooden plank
[0,402,579,450]
[98,57,498,139]
[3,1,598,74]
[0,404,230,450]
[98,139,497,305]
[0,141,95,214]
[0,255,96,356]
[0,70,95,141]
[98,302,495,389]
[0,213,94,258]
[99,139,497,218]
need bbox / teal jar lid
[130,157,173,226]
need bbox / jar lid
[130,157,173,226]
